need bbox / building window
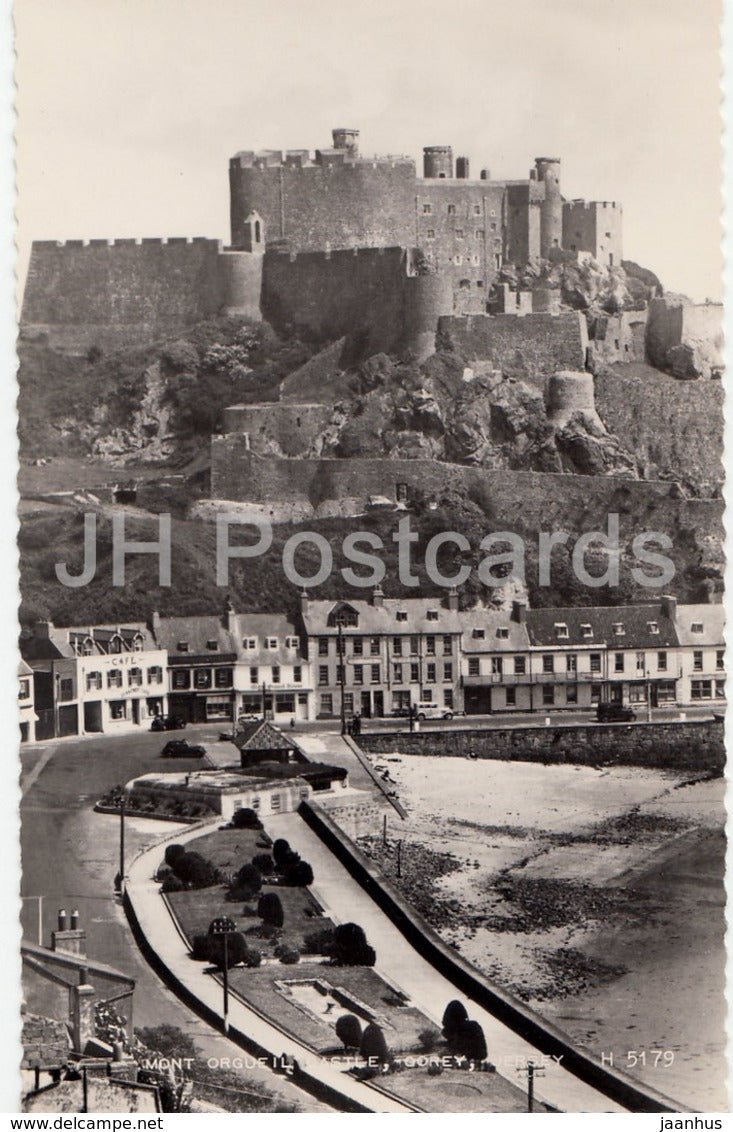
[444,688,454,708]
[393,663,403,683]
[129,667,143,688]
[447,204,456,215]
[693,651,703,672]
[614,653,624,673]
[426,636,436,655]
[715,679,725,699]
[371,664,381,684]
[171,670,188,690]
[566,654,577,673]
[293,666,302,684]
[147,666,163,684]
[475,229,485,239]
[177,641,189,653]
[455,228,464,239]
[468,658,480,677]
[427,610,439,622]
[19,678,30,699]
[206,639,219,651]
[393,638,403,656]
[106,669,123,689]
[272,666,281,685]
[542,655,554,674]
[566,684,578,705]
[426,228,435,239]
[410,664,419,683]
[691,622,704,634]
[590,653,601,673]
[215,667,233,688]
[109,701,126,720]
[473,204,481,215]
[491,657,503,676]
[318,665,329,685]
[506,687,516,707]
[443,663,453,681]
[591,685,601,703]
[319,694,334,715]
[543,685,555,706]
[454,255,463,265]
[335,664,344,684]
[496,627,509,640]
[691,680,712,700]
[443,635,452,654]
[265,637,277,650]
[353,665,363,685]
[250,666,258,684]
[717,650,725,670]
[396,611,408,623]
[427,663,437,683]
[554,623,569,639]
[612,623,625,637]
[410,636,419,654]
[581,624,593,639]
[344,692,354,714]
[353,637,363,655]
[86,671,102,691]
[490,221,497,231]
[194,669,212,689]
[472,628,485,640]
[242,637,256,649]
[370,638,380,656]
[647,622,659,634]
[515,656,526,675]
[318,637,329,656]
[423,203,432,214]
[658,652,668,672]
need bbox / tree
[206,931,248,969]
[174,852,217,888]
[455,1019,487,1063]
[252,853,275,875]
[272,838,291,867]
[360,1022,389,1065]
[441,1000,468,1043]
[235,863,263,898]
[257,892,284,929]
[232,807,261,830]
[335,1014,362,1050]
[285,860,314,887]
[164,843,186,868]
[331,923,376,967]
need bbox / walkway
[125,823,415,1113]
[269,810,626,1114]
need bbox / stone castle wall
[438,311,588,385]
[220,402,333,457]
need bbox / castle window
[490,222,497,231]
[447,204,456,215]
[459,278,471,290]
[426,229,435,240]
[490,209,496,217]
[472,255,480,266]
[473,204,481,215]
[422,203,432,214]
[455,229,464,239]
[476,280,484,288]
[475,229,484,239]
[254,220,261,242]
[454,255,463,265]
[605,231,611,238]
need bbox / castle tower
[423,145,453,179]
[534,157,562,258]
[455,155,470,179]
[219,210,265,320]
[332,128,360,156]
[546,370,604,430]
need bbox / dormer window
[612,623,625,636]
[691,622,704,634]
[472,628,485,640]
[109,635,123,654]
[265,637,278,649]
[580,624,593,639]
[496,627,509,639]
[81,637,94,656]
[177,641,189,653]
[242,637,256,649]
[286,636,299,649]
[206,639,219,651]
[427,610,439,621]
[647,622,659,634]
[132,633,144,651]
[396,611,408,622]
[554,623,569,639]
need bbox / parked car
[161,739,206,758]
[150,714,187,732]
[415,701,454,721]
[596,703,637,723]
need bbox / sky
[14,0,723,301]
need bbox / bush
[191,934,213,961]
[278,947,300,965]
[164,843,187,868]
[252,853,275,876]
[272,839,291,868]
[359,1022,390,1065]
[235,864,263,898]
[232,808,262,830]
[257,892,284,928]
[285,860,314,887]
[175,852,218,888]
[454,1020,487,1062]
[335,1013,362,1050]
[417,1027,441,1053]
[160,875,185,894]
[427,1060,443,1076]
[206,931,248,969]
[442,1000,468,1043]
[244,947,262,968]
[302,927,335,956]
[332,923,376,967]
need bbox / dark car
[596,703,637,723]
[150,714,187,732]
[161,739,206,758]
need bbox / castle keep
[21,127,623,356]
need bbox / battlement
[29,236,223,250]
[565,199,621,211]
[230,150,414,170]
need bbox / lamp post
[337,618,347,735]
[117,789,127,895]
[261,681,268,721]
[209,916,236,1033]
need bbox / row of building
[19,592,724,742]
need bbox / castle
[20,127,623,358]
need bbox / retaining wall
[438,311,588,384]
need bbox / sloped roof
[526,603,679,649]
[457,608,530,653]
[152,615,238,659]
[675,603,725,647]
[234,719,301,753]
[23,621,156,662]
[302,598,464,636]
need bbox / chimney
[300,589,309,615]
[372,586,385,608]
[660,595,678,620]
[52,907,87,958]
[224,595,236,633]
[34,620,53,640]
[456,155,470,179]
[151,610,161,631]
[447,586,459,611]
[512,600,527,624]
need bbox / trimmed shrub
[235,863,263,898]
[442,1000,468,1043]
[427,1060,443,1076]
[272,838,291,867]
[285,860,314,887]
[164,843,186,868]
[206,931,248,969]
[335,1013,362,1051]
[332,923,376,967]
[252,853,275,876]
[175,852,218,888]
[418,1027,441,1053]
[302,927,335,956]
[257,892,284,928]
[278,947,300,965]
[244,947,262,968]
[191,934,213,961]
[454,1019,487,1062]
[232,807,262,830]
[360,1022,389,1065]
[160,875,185,894]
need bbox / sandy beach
[358,755,726,1111]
